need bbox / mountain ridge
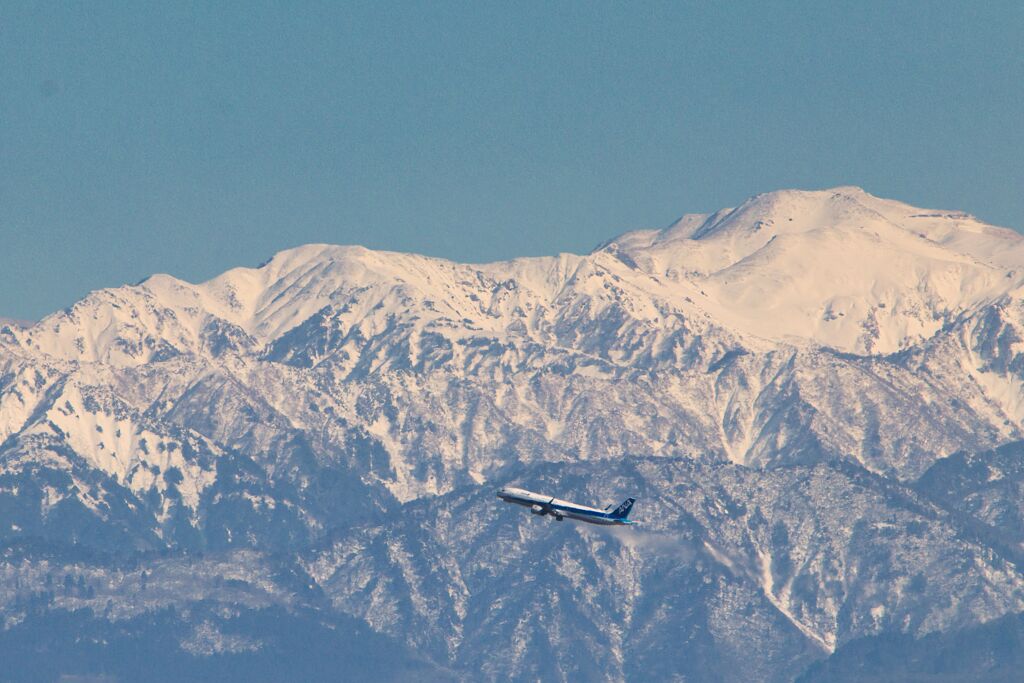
[4,186,1024,680]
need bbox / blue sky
[2,1,1022,320]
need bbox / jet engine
[530,505,546,515]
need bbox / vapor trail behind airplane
[496,487,637,525]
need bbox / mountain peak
[599,187,1024,354]
[825,184,867,194]
[9,187,1022,366]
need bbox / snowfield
[4,186,1024,680]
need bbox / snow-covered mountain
[3,186,1024,680]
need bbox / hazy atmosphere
[2,1,1022,320]
[5,4,1024,682]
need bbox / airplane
[496,486,637,525]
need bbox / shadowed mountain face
[3,187,1024,680]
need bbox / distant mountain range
[4,187,1024,680]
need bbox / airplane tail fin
[609,498,635,519]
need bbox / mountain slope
[3,186,1024,680]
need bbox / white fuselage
[495,486,634,525]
